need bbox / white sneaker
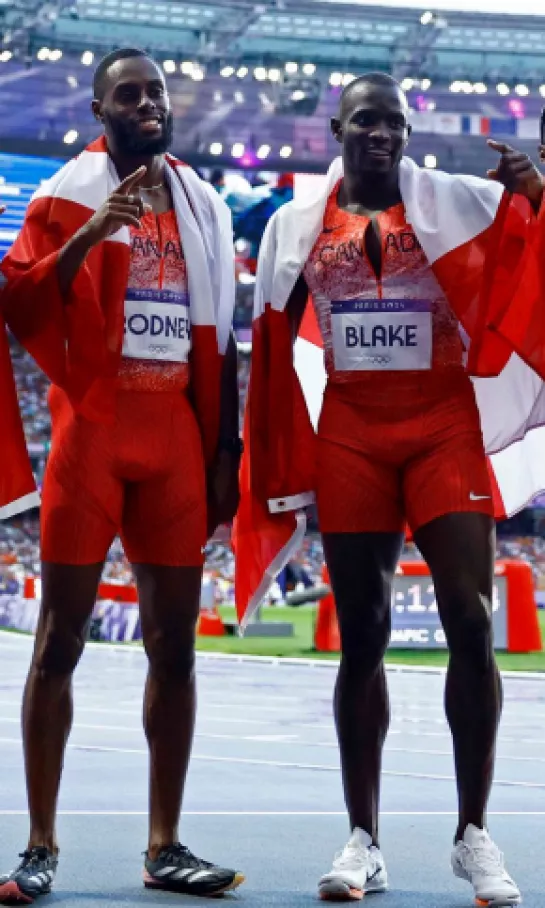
[451,824,521,907]
[318,828,388,901]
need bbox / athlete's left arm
[487,140,544,213]
[207,331,241,537]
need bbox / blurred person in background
[237,72,545,905]
[0,48,243,903]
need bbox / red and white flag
[233,156,545,629]
[0,319,40,519]
[1,136,235,466]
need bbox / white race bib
[331,298,432,371]
[123,289,191,362]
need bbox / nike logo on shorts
[469,492,491,501]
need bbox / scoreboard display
[390,575,507,649]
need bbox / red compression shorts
[316,373,494,534]
[41,385,207,566]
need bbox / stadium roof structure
[0,0,544,173]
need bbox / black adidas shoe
[143,843,244,896]
[0,847,58,904]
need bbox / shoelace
[18,848,52,869]
[156,844,213,870]
[461,843,506,876]
[333,843,374,872]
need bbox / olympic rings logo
[363,355,392,366]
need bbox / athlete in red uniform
[285,74,542,905]
[0,49,243,903]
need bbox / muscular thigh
[121,393,207,567]
[404,384,494,533]
[323,532,404,652]
[41,386,122,565]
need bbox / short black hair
[93,47,149,100]
[340,71,404,112]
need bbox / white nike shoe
[318,828,388,901]
[451,824,521,907]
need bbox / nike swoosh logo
[322,225,343,234]
[367,868,382,882]
[469,492,491,501]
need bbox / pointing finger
[487,139,514,155]
[117,166,147,196]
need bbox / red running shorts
[316,373,494,534]
[41,385,207,566]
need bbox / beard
[104,110,174,156]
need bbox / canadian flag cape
[233,155,545,630]
[0,136,235,520]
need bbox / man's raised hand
[487,140,543,210]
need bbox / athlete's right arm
[56,166,149,298]
[287,273,309,343]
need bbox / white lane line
[0,810,544,817]
[0,720,544,764]
[2,633,545,682]
[1,738,542,789]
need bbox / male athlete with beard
[0,49,243,902]
[240,72,543,906]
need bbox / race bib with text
[122,288,191,362]
[331,298,432,371]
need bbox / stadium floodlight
[81,50,94,66]
[254,66,267,81]
[420,10,433,24]
[449,81,461,92]
[420,78,431,90]
[210,142,223,155]
[515,84,529,96]
[231,142,245,158]
[285,62,298,74]
[540,85,545,98]
[280,145,292,158]
[181,61,194,75]
[424,154,437,169]
[303,63,316,76]
[220,66,235,78]
[291,90,305,101]
[234,91,245,104]
[63,129,79,145]
[237,66,248,78]
[163,60,176,74]
[37,47,50,61]
[329,72,343,87]
[213,91,222,103]
[191,66,205,81]
[342,73,355,86]
[461,81,473,93]
[257,144,271,159]
[49,49,62,62]
[268,68,281,82]
[473,82,487,94]
[496,82,510,95]
[0,50,13,62]
[401,77,414,91]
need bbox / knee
[443,591,494,667]
[340,607,390,677]
[145,628,196,684]
[33,618,86,679]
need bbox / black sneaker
[0,848,58,904]
[144,843,244,896]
